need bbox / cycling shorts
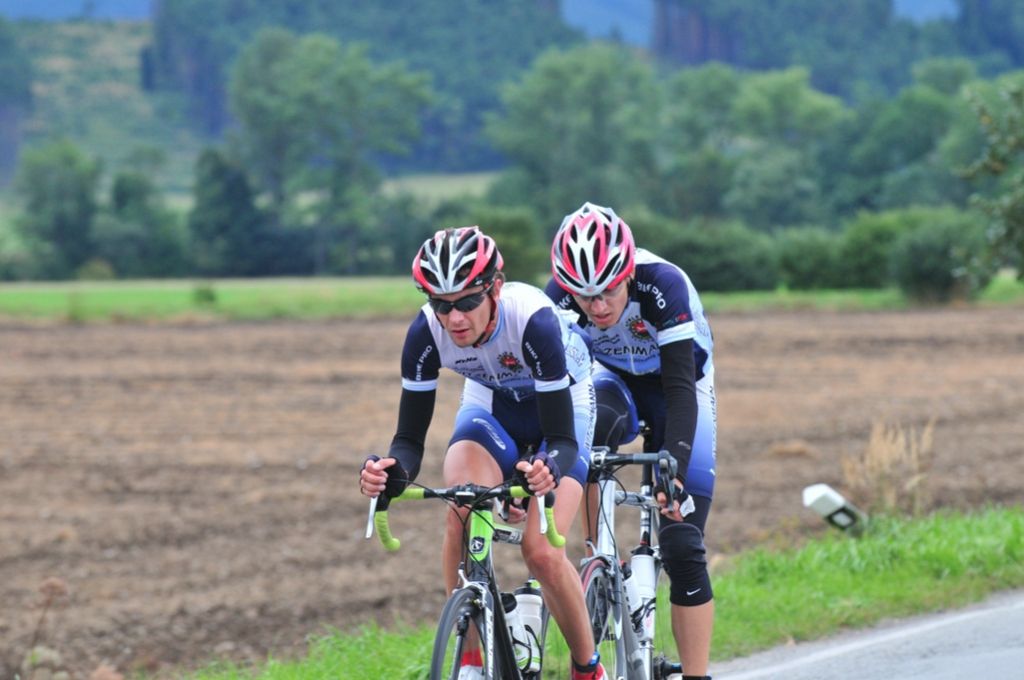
[449,377,596,486]
[593,366,717,499]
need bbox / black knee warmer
[659,522,713,607]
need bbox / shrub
[836,210,909,287]
[467,205,548,285]
[776,227,842,290]
[837,206,987,289]
[889,212,995,302]
[661,220,779,291]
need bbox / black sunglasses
[428,283,493,315]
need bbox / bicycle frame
[370,484,563,680]
[583,449,681,680]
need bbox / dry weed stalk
[841,417,936,515]
[29,578,68,652]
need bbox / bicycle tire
[581,559,643,680]
[430,587,492,680]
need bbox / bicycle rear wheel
[431,587,492,680]
[581,559,641,680]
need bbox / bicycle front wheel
[431,587,492,680]
[581,559,641,680]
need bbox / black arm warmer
[535,385,579,479]
[660,338,698,486]
[386,388,435,485]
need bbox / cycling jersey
[402,282,592,401]
[544,249,713,382]
[545,249,716,498]
[388,282,595,487]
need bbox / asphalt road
[712,589,1024,680]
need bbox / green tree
[911,57,977,96]
[657,63,743,218]
[955,0,1024,70]
[486,43,660,222]
[150,0,575,168]
[660,66,847,225]
[189,148,271,276]
[229,28,431,273]
[92,171,187,278]
[14,140,101,278]
[963,80,1024,273]
[731,67,848,144]
[724,146,825,230]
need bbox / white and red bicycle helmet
[551,202,636,296]
[412,226,503,295]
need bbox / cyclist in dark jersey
[546,203,717,680]
[360,226,607,680]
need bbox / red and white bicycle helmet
[412,226,503,295]
[551,202,635,296]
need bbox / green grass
[183,507,1024,679]
[712,506,1024,659]
[2,272,1021,323]
[700,286,909,313]
[977,268,1024,304]
[0,278,428,322]
[188,624,436,680]
[381,171,498,206]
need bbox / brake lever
[364,496,378,539]
[657,456,675,508]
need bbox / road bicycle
[580,447,684,680]
[368,482,569,680]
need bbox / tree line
[4,32,1022,301]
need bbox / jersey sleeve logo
[627,315,652,340]
[498,351,524,372]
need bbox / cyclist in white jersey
[360,226,607,680]
[546,203,717,680]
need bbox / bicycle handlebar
[368,484,565,552]
[590,448,678,476]
[590,448,679,507]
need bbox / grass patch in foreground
[712,505,1024,660]
[185,507,1022,680]
[190,623,435,680]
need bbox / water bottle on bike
[515,580,544,673]
[630,546,657,642]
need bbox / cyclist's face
[573,279,629,329]
[432,279,500,347]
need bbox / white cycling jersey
[546,249,714,382]
[400,282,592,402]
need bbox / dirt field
[2,307,1022,678]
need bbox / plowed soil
[2,307,1022,678]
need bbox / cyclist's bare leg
[671,600,714,677]
[441,440,503,594]
[439,441,502,666]
[582,481,599,556]
[521,477,596,667]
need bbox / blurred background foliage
[0,0,1023,303]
